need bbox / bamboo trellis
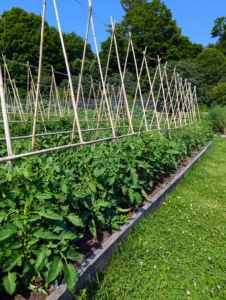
[0,0,200,165]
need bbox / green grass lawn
[76,138,226,300]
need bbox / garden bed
[0,123,213,299]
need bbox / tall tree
[120,0,147,13]
[120,0,202,61]
[101,0,202,78]
[0,7,94,83]
[196,48,226,87]
[195,48,226,104]
[211,16,226,55]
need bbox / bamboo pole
[31,0,46,148]
[2,55,24,120]
[0,63,13,170]
[140,55,158,130]
[111,25,133,134]
[157,58,170,129]
[29,67,47,133]
[95,18,115,139]
[0,125,189,164]
[71,0,92,140]
[89,9,115,139]
[48,69,54,120]
[53,0,83,143]
[51,66,63,118]
[193,86,200,121]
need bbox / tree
[0,7,94,84]
[211,16,226,55]
[108,71,136,97]
[195,48,226,92]
[120,0,147,13]
[206,83,226,106]
[167,60,206,103]
[100,0,202,78]
[120,0,202,61]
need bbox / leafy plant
[0,122,212,296]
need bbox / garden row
[0,122,212,295]
[79,138,226,299]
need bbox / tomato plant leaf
[0,227,17,242]
[88,219,96,237]
[37,210,63,221]
[33,231,61,240]
[3,254,23,272]
[46,256,63,283]
[34,246,49,272]
[67,249,83,261]
[63,263,77,294]
[3,272,17,295]
[67,214,83,227]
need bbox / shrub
[206,83,226,106]
[207,105,226,134]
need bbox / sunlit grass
[76,138,226,300]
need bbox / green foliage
[108,71,136,96]
[0,7,94,83]
[77,138,226,300]
[167,60,206,102]
[195,48,226,100]
[0,122,212,295]
[120,0,202,62]
[206,83,226,106]
[120,0,147,13]
[207,105,226,134]
[211,16,226,56]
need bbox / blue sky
[0,0,225,52]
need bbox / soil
[1,148,204,300]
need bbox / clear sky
[0,0,225,52]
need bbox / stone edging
[46,141,213,300]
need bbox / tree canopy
[100,0,202,79]
[211,16,226,55]
[195,48,226,90]
[0,7,94,81]
[120,0,147,13]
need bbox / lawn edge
[46,141,213,300]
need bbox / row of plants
[78,138,226,299]
[0,122,212,296]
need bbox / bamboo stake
[188,83,196,122]
[2,55,24,120]
[157,58,170,129]
[32,0,46,148]
[14,80,25,116]
[0,63,13,170]
[48,69,54,120]
[94,16,115,139]
[29,67,47,133]
[53,0,83,142]
[25,62,30,119]
[111,24,133,133]
[163,65,177,128]
[193,86,200,121]
[51,66,63,118]
[149,63,161,130]
[71,0,92,140]
[131,46,148,131]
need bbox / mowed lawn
[77,138,226,300]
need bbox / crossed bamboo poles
[0,0,200,167]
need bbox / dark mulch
[1,148,202,300]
